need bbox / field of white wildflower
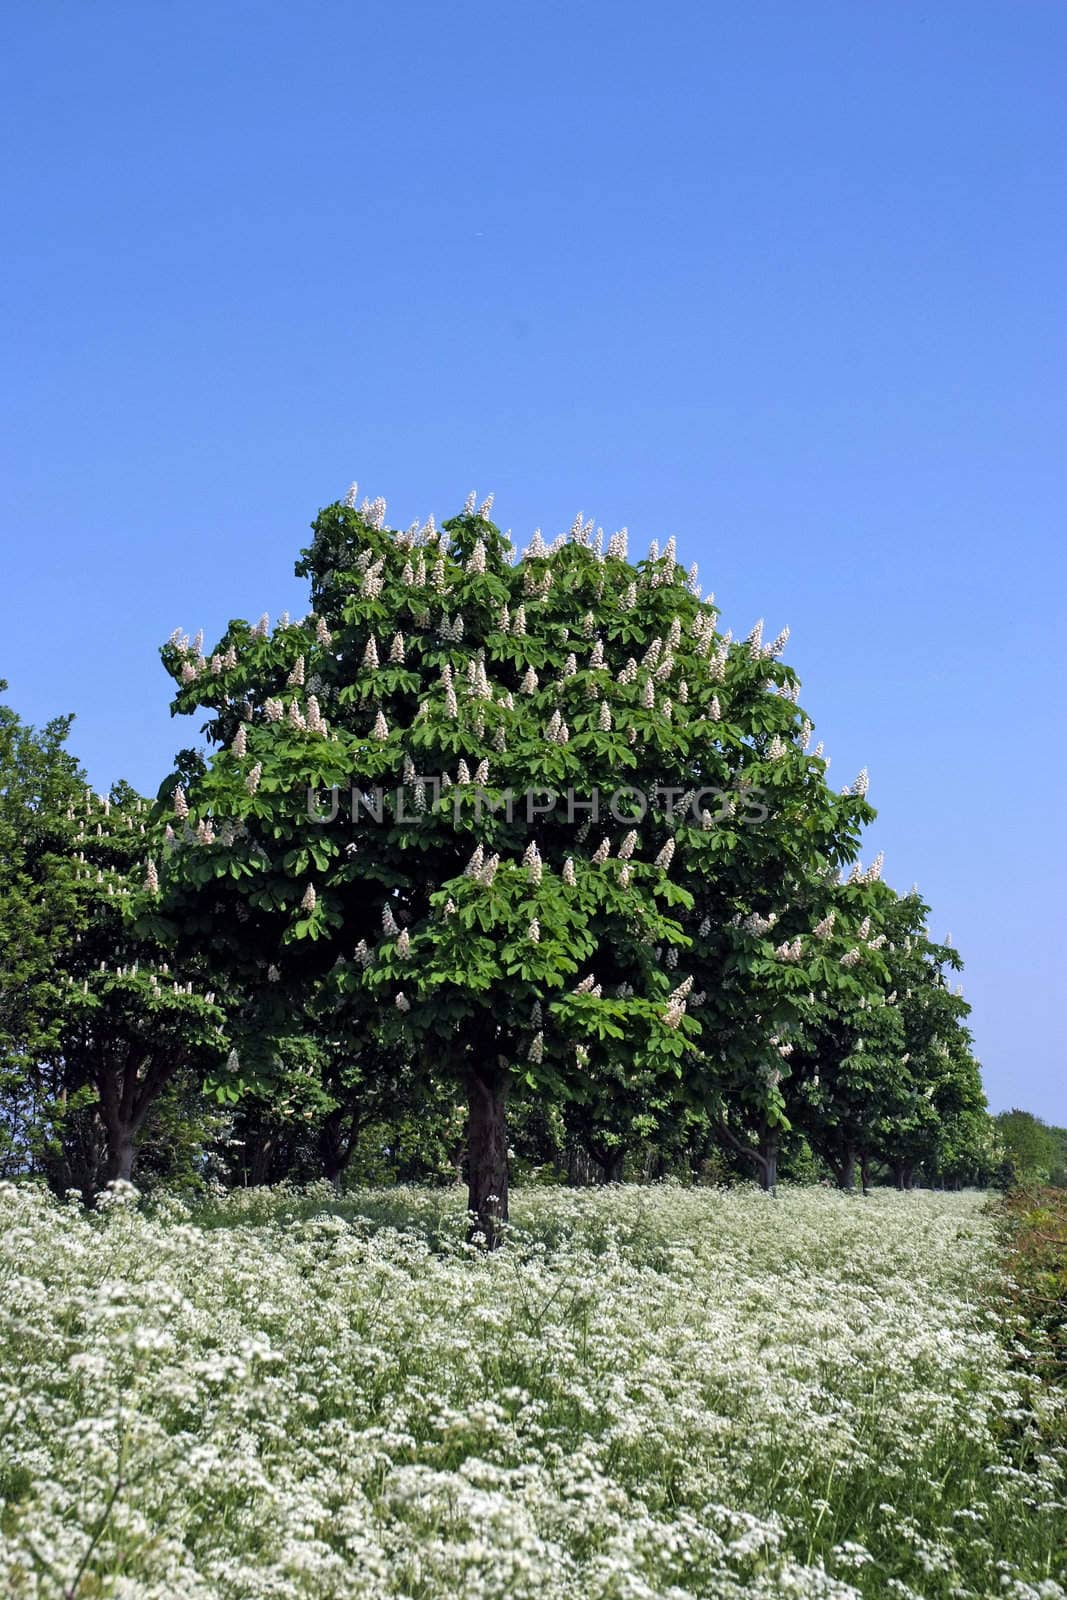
[1,1180,1065,1600]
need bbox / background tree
[218,1026,423,1189]
[786,883,988,1191]
[0,682,83,1112]
[995,1109,1058,1187]
[0,693,229,1198]
[695,853,891,1191]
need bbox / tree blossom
[468,538,487,575]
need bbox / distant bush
[1000,1185,1067,1392]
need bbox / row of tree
[0,488,1028,1239]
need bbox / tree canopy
[0,489,1012,1219]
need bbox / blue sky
[1,2,1064,1119]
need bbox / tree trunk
[758,1131,779,1194]
[105,1127,136,1185]
[600,1150,625,1184]
[319,1106,361,1192]
[860,1155,872,1196]
[715,1118,777,1192]
[687,1128,716,1180]
[835,1150,857,1192]
[466,1060,510,1248]
[97,1054,143,1189]
[584,1140,625,1184]
[248,1132,276,1187]
[566,1146,596,1186]
[95,1048,179,1197]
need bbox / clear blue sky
[1,2,1064,1119]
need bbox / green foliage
[217,1031,446,1188]
[0,682,84,1069]
[996,1109,1062,1187]
[154,492,892,1220]
[785,881,989,1187]
[0,488,1034,1207]
[0,685,229,1197]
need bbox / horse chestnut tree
[156,487,882,1241]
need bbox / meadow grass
[1,1179,1064,1598]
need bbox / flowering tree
[0,688,229,1195]
[787,884,986,1189]
[872,895,987,1188]
[44,782,229,1192]
[157,487,897,1240]
[669,827,894,1190]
